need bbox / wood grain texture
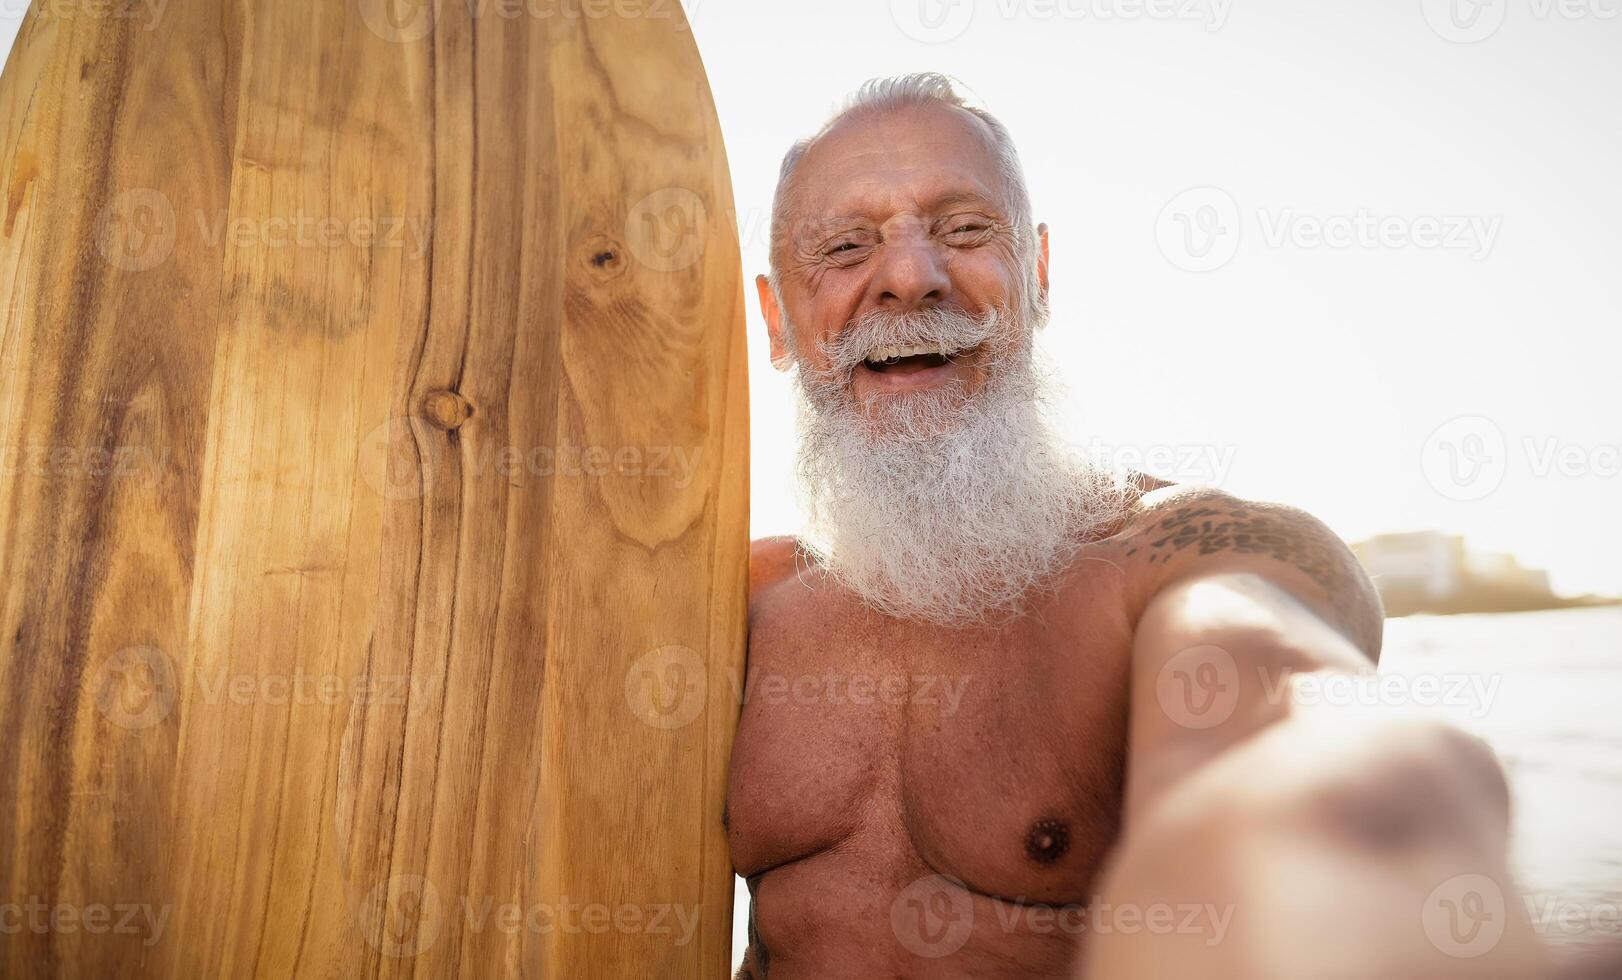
[0,1,748,976]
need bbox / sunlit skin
[757,102,1047,410]
[727,100,1543,979]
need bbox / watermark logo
[891,875,975,958]
[93,645,178,730]
[359,0,436,42]
[358,416,433,502]
[1423,873,1506,958]
[1421,415,1508,502]
[625,187,708,273]
[195,210,431,257]
[1524,893,1622,940]
[359,874,443,958]
[95,188,176,273]
[0,444,169,484]
[1422,0,1510,42]
[624,645,707,730]
[889,0,976,43]
[1155,644,1239,729]
[356,417,706,502]
[0,899,170,946]
[1158,188,1501,270]
[1257,208,1500,260]
[739,670,973,714]
[29,0,170,32]
[1264,669,1502,719]
[1155,187,1242,273]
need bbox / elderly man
[725,74,1543,978]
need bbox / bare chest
[726,571,1134,908]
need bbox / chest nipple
[1024,818,1072,865]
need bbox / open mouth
[862,343,970,376]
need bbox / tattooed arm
[1115,485,1385,810]
[1081,487,1545,978]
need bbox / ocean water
[728,606,1622,970]
[1382,606,1622,961]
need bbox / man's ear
[756,274,792,371]
[1035,222,1051,303]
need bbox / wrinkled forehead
[787,102,1011,233]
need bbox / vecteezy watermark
[191,668,431,709]
[625,187,709,273]
[0,899,171,947]
[1422,415,1509,502]
[95,189,177,273]
[90,187,434,272]
[358,874,702,957]
[1157,188,1501,272]
[1083,440,1239,487]
[1256,208,1500,260]
[888,874,1234,959]
[1260,668,1502,720]
[357,0,688,44]
[1422,414,1622,502]
[739,670,973,714]
[1155,644,1241,729]
[1426,878,1622,958]
[357,412,705,502]
[93,646,179,731]
[889,0,1234,44]
[195,211,432,258]
[24,0,170,32]
[1523,893,1622,941]
[92,644,437,730]
[1421,0,1511,42]
[360,874,443,958]
[1424,873,1508,958]
[891,875,977,957]
[1423,0,1620,44]
[1155,187,1243,273]
[626,661,978,731]
[0,444,169,485]
[624,645,708,730]
[1156,646,1503,729]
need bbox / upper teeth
[865,344,952,364]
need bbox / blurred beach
[1383,606,1622,961]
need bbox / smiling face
[764,90,1125,625]
[759,100,1050,422]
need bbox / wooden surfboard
[0,1,747,977]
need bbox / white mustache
[815,306,1006,378]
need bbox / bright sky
[5,2,1617,594]
[681,0,1622,597]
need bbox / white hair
[791,304,1132,627]
[768,73,1040,309]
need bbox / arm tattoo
[1128,500,1362,605]
[1128,493,1385,662]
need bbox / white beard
[790,306,1130,628]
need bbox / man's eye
[953,224,985,234]
[825,241,869,259]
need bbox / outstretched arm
[1084,489,1545,978]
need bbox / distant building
[1352,532,1466,603]
[1352,531,1575,616]
[1467,552,1551,595]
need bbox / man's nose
[866,241,951,311]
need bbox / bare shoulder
[1110,483,1384,658]
[750,536,804,596]
[746,537,834,675]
